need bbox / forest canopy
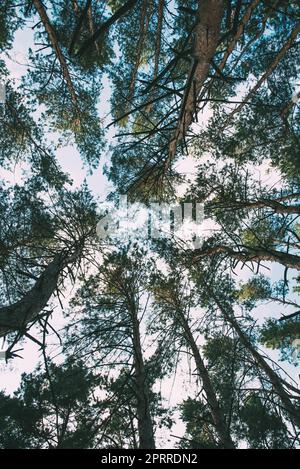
[0,0,299,450]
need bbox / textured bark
[33,0,78,107]
[130,298,155,449]
[177,309,235,448]
[167,0,224,165]
[0,252,74,337]
[211,292,300,429]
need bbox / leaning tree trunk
[0,250,77,337]
[211,292,300,429]
[33,0,79,107]
[177,309,235,448]
[130,299,155,449]
[166,0,224,167]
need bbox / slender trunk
[87,2,101,55]
[282,90,300,118]
[278,311,300,322]
[127,0,148,105]
[72,0,80,13]
[130,299,155,449]
[167,0,224,166]
[128,405,138,448]
[146,0,164,114]
[176,309,235,448]
[211,292,300,428]
[33,0,78,107]
[153,0,164,82]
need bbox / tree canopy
[0,0,299,449]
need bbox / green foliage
[179,398,218,449]
[238,276,272,310]
[0,360,100,448]
[260,318,300,364]
[239,395,291,449]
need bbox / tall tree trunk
[146,0,164,114]
[130,299,155,449]
[167,0,224,166]
[211,291,300,429]
[127,0,148,106]
[33,0,78,107]
[176,309,235,448]
[199,0,259,104]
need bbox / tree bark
[87,1,101,55]
[153,0,164,82]
[211,291,300,429]
[145,0,164,114]
[130,298,155,449]
[127,0,148,105]
[0,251,76,337]
[177,309,235,448]
[167,0,224,166]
